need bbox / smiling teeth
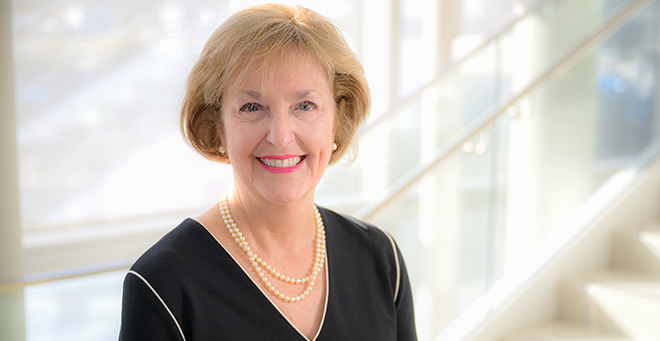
[259,156,303,168]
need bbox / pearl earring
[332,143,338,151]
[219,146,226,154]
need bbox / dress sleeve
[119,271,186,341]
[394,244,418,341]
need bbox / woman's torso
[120,207,405,341]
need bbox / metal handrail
[355,0,655,222]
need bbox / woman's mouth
[256,155,306,173]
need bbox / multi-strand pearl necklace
[219,195,326,303]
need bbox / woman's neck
[226,187,317,255]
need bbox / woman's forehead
[226,51,332,99]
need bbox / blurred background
[2,0,660,340]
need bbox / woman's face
[221,53,336,206]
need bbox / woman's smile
[256,155,307,173]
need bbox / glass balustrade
[318,1,660,340]
[317,0,634,216]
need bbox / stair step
[559,270,660,340]
[612,224,660,276]
[504,322,628,340]
[504,223,660,341]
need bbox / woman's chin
[231,159,324,207]
[260,188,313,207]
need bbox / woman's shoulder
[317,206,407,318]
[317,206,399,262]
[318,205,392,237]
[128,218,215,280]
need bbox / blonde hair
[180,3,370,164]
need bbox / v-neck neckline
[191,214,330,341]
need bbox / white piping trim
[377,227,401,303]
[127,270,186,341]
[312,216,330,341]
[193,217,329,341]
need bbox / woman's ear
[214,108,231,164]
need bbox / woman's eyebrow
[295,90,318,99]
[243,90,264,100]
[240,89,319,100]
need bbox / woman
[119,4,416,340]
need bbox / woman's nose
[266,111,295,148]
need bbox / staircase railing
[316,0,660,340]
[355,0,656,221]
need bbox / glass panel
[366,113,511,341]
[595,1,658,162]
[316,0,633,216]
[24,271,124,341]
[0,271,125,341]
[321,2,660,340]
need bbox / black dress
[119,207,417,340]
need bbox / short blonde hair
[180,3,371,164]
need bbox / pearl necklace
[219,195,326,303]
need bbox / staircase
[505,224,660,340]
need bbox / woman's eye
[240,103,261,112]
[298,101,317,112]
